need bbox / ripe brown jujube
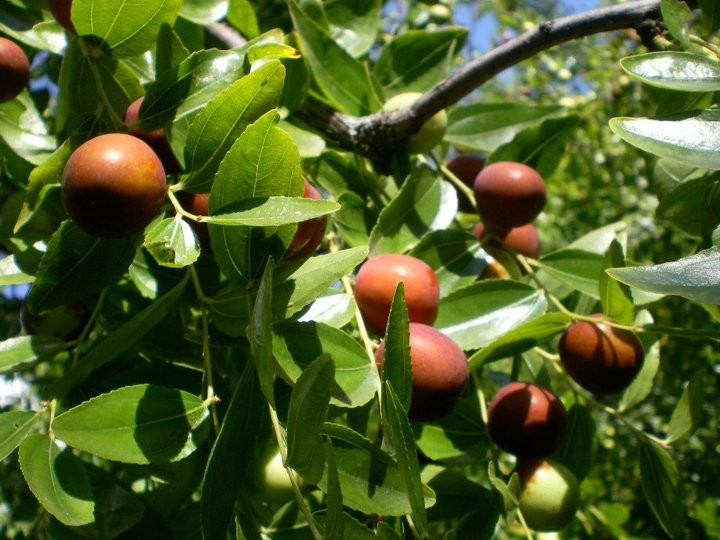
[559,318,644,395]
[375,322,469,422]
[0,38,30,103]
[446,154,486,212]
[124,97,182,174]
[48,0,76,33]
[473,221,541,259]
[284,180,327,260]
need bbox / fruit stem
[424,153,478,212]
[70,288,106,368]
[583,393,669,447]
[268,406,324,540]
[167,189,202,223]
[689,34,720,57]
[189,266,219,435]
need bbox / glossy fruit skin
[487,382,567,458]
[559,319,645,395]
[124,97,182,174]
[0,38,30,103]
[48,0,75,33]
[473,221,540,259]
[284,180,327,260]
[446,154,485,212]
[473,161,546,228]
[517,459,580,532]
[178,192,211,252]
[62,133,167,238]
[375,322,469,422]
[20,296,89,341]
[383,92,447,154]
[354,254,440,335]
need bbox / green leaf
[320,426,435,516]
[154,22,190,74]
[286,354,334,484]
[73,0,183,57]
[551,404,596,481]
[322,439,345,539]
[0,93,55,166]
[639,440,685,538]
[325,0,381,58]
[409,230,488,297]
[413,396,488,461]
[209,110,303,283]
[468,312,571,369]
[435,281,547,350]
[201,361,267,540]
[19,434,95,527]
[655,172,720,236]
[381,284,412,412]
[660,0,691,45]
[0,410,42,461]
[610,110,720,171]
[183,60,286,192]
[210,247,368,335]
[489,115,579,179]
[382,382,428,537]
[0,336,67,374]
[250,259,276,407]
[537,248,604,299]
[28,221,139,312]
[665,373,705,444]
[288,0,382,115]
[607,247,720,304]
[374,28,467,96]
[45,277,186,396]
[52,384,211,464]
[701,0,720,32]
[370,168,457,255]
[227,0,259,38]
[205,197,339,227]
[144,216,200,268]
[0,254,33,286]
[179,0,227,24]
[621,52,720,92]
[445,103,564,153]
[619,328,660,412]
[272,321,379,408]
[600,240,635,325]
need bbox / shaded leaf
[639,440,685,538]
[0,336,66,374]
[666,373,705,444]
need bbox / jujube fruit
[48,0,75,33]
[0,37,30,103]
[516,459,580,532]
[446,154,485,212]
[473,221,540,259]
[382,92,447,154]
[473,161,546,228]
[124,97,182,174]
[559,318,644,395]
[284,179,327,260]
[178,192,211,252]
[20,296,89,341]
[61,133,167,238]
[375,322,469,422]
[487,382,567,458]
[354,254,440,335]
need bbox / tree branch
[294,0,662,171]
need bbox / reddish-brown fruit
[0,38,30,103]
[473,221,541,259]
[446,154,485,212]
[473,161,546,228]
[62,133,167,238]
[124,97,182,174]
[20,296,89,341]
[178,192,211,253]
[284,180,327,260]
[559,318,645,395]
[487,382,567,458]
[375,322,469,422]
[354,254,440,335]
[48,0,75,33]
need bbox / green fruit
[383,92,447,154]
[257,450,295,502]
[517,459,580,532]
[375,322,469,422]
[0,37,30,103]
[61,133,167,238]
